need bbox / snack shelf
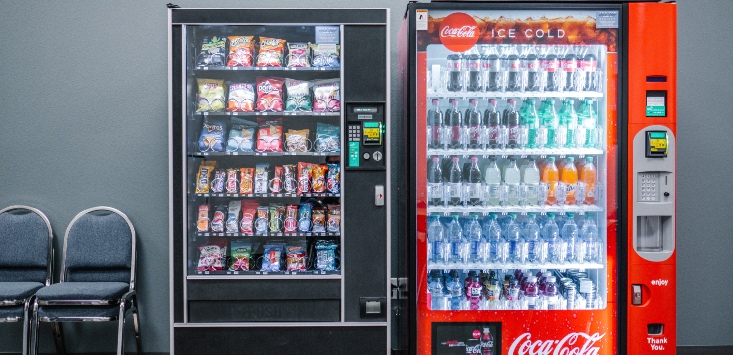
[195,111,340,116]
[188,273,341,279]
[195,65,340,71]
[427,262,604,270]
[194,193,340,199]
[190,151,340,157]
[195,232,340,238]
[426,91,604,99]
[426,204,603,214]
[427,148,604,156]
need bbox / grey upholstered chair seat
[0,282,44,302]
[0,305,24,319]
[35,282,129,302]
[38,304,127,319]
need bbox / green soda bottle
[559,99,578,148]
[579,99,598,148]
[523,99,539,148]
[541,99,558,148]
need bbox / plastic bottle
[447,53,463,92]
[504,213,523,263]
[427,99,444,149]
[485,45,502,92]
[580,213,603,264]
[484,157,502,206]
[542,157,560,205]
[504,158,521,206]
[464,270,478,293]
[464,214,482,263]
[447,157,463,206]
[447,214,464,264]
[562,212,579,263]
[581,156,597,205]
[581,46,598,91]
[428,269,445,310]
[466,48,482,92]
[466,274,482,310]
[466,157,482,206]
[507,279,521,309]
[579,99,598,148]
[523,99,539,148]
[446,270,464,310]
[506,100,520,148]
[525,46,541,92]
[482,214,503,263]
[427,213,446,264]
[466,100,482,148]
[544,276,561,309]
[541,99,558,148]
[481,328,494,355]
[506,46,522,91]
[427,157,443,206]
[524,213,545,263]
[563,46,578,91]
[561,157,578,205]
[543,213,564,263]
[484,99,501,149]
[524,275,540,310]
[523,159,540,205]
[559,99,578,148]
[446,99,463,149]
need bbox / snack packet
[195,161,216,193]
[226,117,257,152]
[285,129,310,152]
[310,44,340,68]
[284,204,299,233]
[313,79,340,112]
[196,79,226,112]
[240,201,259,234]
[239,168,254,194]
[226,200,241,233]
[198,117,227,152]
[270,166,283,193]
[286,42,310,67]
[285,241,308,272]
[256,118,283,152]
[210,169,225,193]
[297,162,313,195]
[257,38,286,67]
[311,165,327,193]
[269,204,285,232]
[197,205,210,232]
[327,205,341,233]
[297,202,313,232]
[312,208,326,233]
[197,237,228,272]
[327,164,340,194]
[211,205,226,232]
[226,83,255,112]
[261,244,284,271]
[315,240,339,271]
[227,36,255,67]
[283,165,298,194]
[197,36,227,66]
[229,240,252,271]
[255,206,269,233]
[225,168,238,194]
[256,77,285,112]
[315,122,340,152]
[284,80,312,112]
[254,164,270,194]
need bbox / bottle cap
[470,99,478,105]
[452,156,459,162]
[472,214,479,219]
[528,276,537,283]
[508,99,516,105]
[471,275,480,282]
[509,213,516,219]
[510,279,519,285]
[505,275,511,281]
[529,213,536,218]
[432,156,440,161]
[587,213,594,218]
[547,213,555,218]
[433,213,440,218]
[548,157,555,161]
[471,156,478,162]
[586,156,593,161]
[432,99,440,104]
[566,212,574,218]
[543,271,552,277]
[450,99,458,104]
[567,157,575,162]
[489,99,497,105]
[548,276,556,282]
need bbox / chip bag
[197,79,226,112]
[226,200,241,233]
[311,165,327,193]
[197,237,228,272]
[229,240,252,271]
[256,118,283,152]
[226,83,255,112]
[239,168,254,194]
[286,241,308,272]
[198,117,227,152]
[311,44,340,68]
[197,205,210,232]
[312,208,326,233]
[327,205,341,233]
[226,119,256,152]
[315,122,340,152]
[261,244,284,272]
[297,202,313,232]
[256,77,285,112]
[327,164,340,194]
[285,129,310,152]
[197,36,227,66]
[195,161,217,193]
[255,206,269,233]
[297,162,313,195]
[284,79,312,112]
[286,42,310,67]
[313,79,340,112]
[227,36,255,67]
[257,38,286,67]
[315,240,339,272]
[240,201,259,233]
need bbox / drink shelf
[194,232,340,238]
[427,262,603,270]
[190,151,340,157]
[194,192,339,199]
[427,205,603,214]
[188,271,341,279]
[195,65,339,72]
[194,111,340,116]
[427,147,603,156]
[426,90,604,99]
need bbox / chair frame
[0,205,53,355]
[32,206,140,355]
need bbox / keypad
[639,173,658,201]
[348,125,361,142]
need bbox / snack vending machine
[397,2,676,354]
[168,8,390,354]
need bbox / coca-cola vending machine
[397,2,676,354]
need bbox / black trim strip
[678,346,733,355]
[172,9,387,25]
[406,5,418,355]
[618,4,629,355]
[171,24,184,325]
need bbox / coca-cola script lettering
[508,332,605,355]
[438,12,480,52]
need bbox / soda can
[578,278,595,308]
[565,283,577,310]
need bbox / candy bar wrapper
[315,122,340,152]
[226,82,255,112]
[195,161,217,193]
[226,168,238,194]
[284,80,312,112]
[311,208,326,233]
[284,204,299,233]
[285,129,310,152]
[256,77,284,112]
[239,201,259,234]
[226,200,241,233]
[256,118,283,152]
[327,164,340,194]
[270,166,283,193]
[229,240,252,271]
[197,36,226,66]
[268,204,285,233]
[197,237,228,272]
[210,169,225,193]
[286,241,308,272]
[197,205,210,232]
[239,168,254,194]
[327,205,341,233]
[312,79,340,112]
[196,78,226,112]
[198,117,227,151]
[310,44,340,68]
[261,244,284,272]
[297,202,313,232]
[255,206,269,234]
[283,164,298,194]
[227,36,254,67]
[226,117,257,152]
[211,205,227,232]
[311,165,327,193]
[257,38,286,67]
[254,163,270,194]
[297,162,313,195]
[286,42,310,67]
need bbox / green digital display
[650,132,666,139]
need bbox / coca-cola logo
[473,330,481,339]
[439,12,479,52]
[508,332,605,355]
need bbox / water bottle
[428,269,445,310]
[543,213,564,263]
[427,213,446,264]
[428,157,443,206]
[524,213,546,263]
[580,213,603,264]
[446,270,464,310]
[447,214,464,263]
[561,212,579,263]
[464,214,482,263]
[504,213,525,263]
[482,213,504,263]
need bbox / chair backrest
[61,207,135,290]
[0,206,53,284]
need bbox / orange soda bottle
[561,157,578,205]
[542,157,559,205]
[580,156,597,204]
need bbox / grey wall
[0,0,729,353]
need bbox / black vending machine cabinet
[168,8,390,353]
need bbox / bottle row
[426,212,603,267]
[195,237,339,275]
[427,97,600,151]
[196,201,340,235]
[432,44,602,94]
[428,155,599,207]
[195,35,339,68]
[428,268,601,311]
[194,161,340,195]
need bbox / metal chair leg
[22,297,32,355]
[31,300,40,355]
[117,301,126,355]
[51,322,66,355]
[132,305,142,355]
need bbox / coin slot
[647,323,664,335]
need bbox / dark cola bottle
[484,45,502,92]
[466,48,482,92]
[506,99,520,148]
[427,99,444,149]
[581,46,598,91]
[481,327,494,355]
[484,99,501,149]
[563,45,578,91]
[465,99,482,149]
[446,99,463,149]
[525,46,541,92]
[543,46,560,92]
[447,53,463,92]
